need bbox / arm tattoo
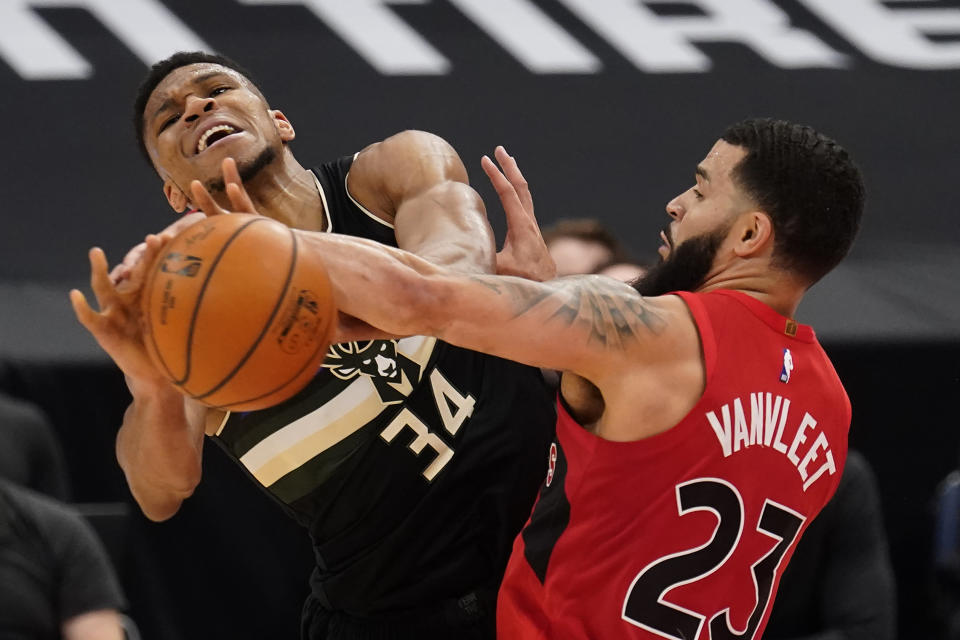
[469,275,554,314]
[471,275,667,350]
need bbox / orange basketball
[141,214,336,411]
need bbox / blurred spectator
[0,393,130,638]
[933,469,960,639]
[542,218,632,276]
[0,393,70,500]
[597,262,648,283]
[765,450,896,640]
[0,478,127,639]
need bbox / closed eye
[693,188,704,200]
[158,113,180,133]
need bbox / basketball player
[70,52,555,639]
[189,117,864,639]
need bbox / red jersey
[497,290,850,640]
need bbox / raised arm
[348,130,496,274]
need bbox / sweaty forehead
[701,140,747,181]
[145,63,248,116]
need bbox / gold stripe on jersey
[237,336,438,487]
[247,385,384,486]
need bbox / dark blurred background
[1,1,958,638]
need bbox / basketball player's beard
[203,146,277,194]
[631,225,727,297]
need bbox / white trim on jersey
[345,152,394,229]
[312,171,335,233]
[214,410,231,437]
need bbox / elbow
[140,498,184,522]
[121,457,200,523]
[133,482,196,522]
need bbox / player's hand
[189,157,260,216]
[482,147,556,282]
[70,238,173,393]
[196,158,402,345]
[110,211,206,288]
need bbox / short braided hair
[721,118,864,284]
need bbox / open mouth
[196,125,242,154]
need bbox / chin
[201,146,276,193]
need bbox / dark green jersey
[211,154,556,615]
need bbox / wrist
[125,373,180,403]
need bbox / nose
[183,95,215,123]
[665,195,684,221]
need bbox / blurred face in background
[548,237,614,276]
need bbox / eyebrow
[150,71,232,122]
[696,165,709,181]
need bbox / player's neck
[697,264,805,320]
[242,148,326,232]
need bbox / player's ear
[164,181,189,213]
[270,110,296,142]
[733,210,773,258]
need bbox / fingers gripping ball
[141,214,336,411]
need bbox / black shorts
[300,589,496,640]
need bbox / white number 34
[379,369,476,481]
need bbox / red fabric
[498,290,850,640]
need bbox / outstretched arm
[308,233,671,380]
[191,159,704,442]
[192,176,675,381]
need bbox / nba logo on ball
[275,289,323,355]
[159,252,203,277]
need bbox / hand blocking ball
[141,214,336,411]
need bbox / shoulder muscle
[349,130,468,223]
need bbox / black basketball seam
[208,230,333,410]
[192,223,299,401]
[173,216,265,387]
[213,328,330,411]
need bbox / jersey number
[379,369,475,481]
[622,478,804,640]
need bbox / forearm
[300,231,446,338]
[116,379,205,521]
[297,230,640,377]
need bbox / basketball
[141,214,336,412]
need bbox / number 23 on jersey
[622,478,804,640]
